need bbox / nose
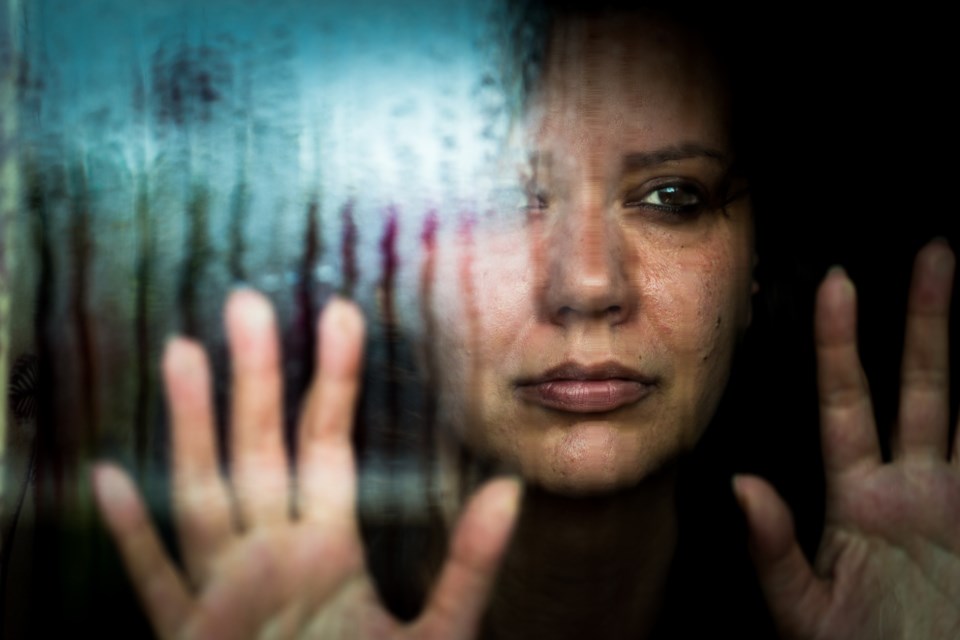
[538,200,634,327]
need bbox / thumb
[414,477,522,640]
[733,474,828,639]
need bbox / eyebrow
[621,143,730,171]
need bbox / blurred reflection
[3,0,530,633]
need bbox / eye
[624,182,707,216]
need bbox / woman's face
[430,15,756,495]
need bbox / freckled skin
[431,16,756,496]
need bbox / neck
[481,468,679,640]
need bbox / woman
[93,5,960,639]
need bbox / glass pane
[2,1,956,637]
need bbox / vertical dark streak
[298,198,320,373]
[371,207,401,616]
[23,167,65,636]
[417,211,439,497]
[69,167,97,470]
[339,200,367,458]
[0,441,36,611]
[130,53,152,474]
[288,197,321,453]
[178,187,210,337]
[227,181,247,282]
[412,211,450,614]
[2,171,52,622]
[378,207,399,446]
[340,200,357,297]
[29,169,54,507]
[229,58,252,284]
[133,183,151,470]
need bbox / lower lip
[515,379,654,413]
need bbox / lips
[514,362,657,414]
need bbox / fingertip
[320,296,365,340]
[421,477,523,636]
[927,235,953,252]
[455,476,524,568]
[731,473,750,513]
[731,473,763,533]
[815,266,858,347]
[735,476,828,637]
[162,339,214,419]
[821,265,855,304]
[922,236,955,277]
[92,463,141,529]
[226,288,276,338]
[225,290,280,376]
[227,286,271,312]
[732,474,795,563]
[93,465,194,637]
[478,476,523,527]
[162,336,205,377]
[318,296,365,374]
[93,462,132,503]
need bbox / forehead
[528,13,731,157]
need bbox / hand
[735,239,960,639]
[93,290,521,640]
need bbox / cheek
[429,229,534,418]
[648,239,751,430]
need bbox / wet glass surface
[3,1,532,632]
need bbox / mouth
[513,362,658,414]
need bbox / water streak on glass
[1,0,530,632]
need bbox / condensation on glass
[0,0,533,632]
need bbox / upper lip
[515,361,657,386]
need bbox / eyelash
[520,179,740,220]
[623,181,708,217]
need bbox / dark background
[664,5,959,637]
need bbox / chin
[532,468,640,497]
[512,421,684,497]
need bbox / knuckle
[901,366,948,391]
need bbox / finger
[297,297,365,525]
[415,478,522,640]
[92,463,193,640]
[164,337,235,585]
[733,474,828,640]
[226,289,290,527]
[815,267,881,478]
[896,240,954,462]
